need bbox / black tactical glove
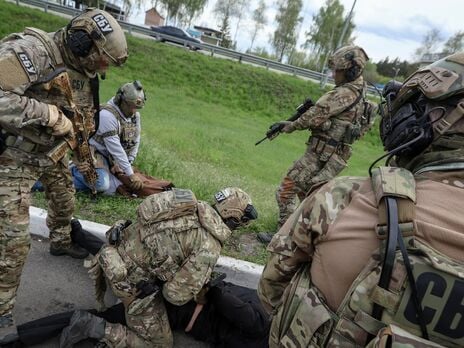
[382,80,403,99]
[135,279,162,299]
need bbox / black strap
[90,76,100,137]
[371,197,399,323]
[397,230,429,339]
[368,197,429,343]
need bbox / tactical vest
[95,188,230,302]
[0,28,94,166]
[93,103,139,158]
[310,83,373,162]
[272,167,464,348]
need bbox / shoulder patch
[16,51,37,75]
[0,53,31,89]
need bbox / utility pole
[320,0,357,88]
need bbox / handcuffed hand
[128,174,144,191]
[47,105,73,137]
[194,285,209,305]
[111,164,123,175]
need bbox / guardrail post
[16,0,19,5]
[211,49,215,57]
[44,0,47,13]
[128,26,133,35]
[238,55,242,64]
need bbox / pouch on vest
[366,324,446,348]
[271,264,335,348]
[137,188,197,224]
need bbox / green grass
[1,0,385,263]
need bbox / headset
[114,85,124,106]
[344,51,361,82]
[67,29,94,57]
[114,81,145,106]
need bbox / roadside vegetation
[1,0,385,264]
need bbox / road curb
[30,206,264,289]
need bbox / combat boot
[60,310,105,348]
[256,232,275,245]
[50,242,89,259]
[0,313,18,346]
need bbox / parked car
[150,26,202,50]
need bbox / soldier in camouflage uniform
[258,46,374,243]
[60,187,258,348]
[0,9,128,338]
[258,52,464,347]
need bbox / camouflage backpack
[271,167,464,348]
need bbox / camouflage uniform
[89,188,256,347]
[276,46,374,227]
[0,9,127,324]
[259,168,464,347]
[259,52,464,347]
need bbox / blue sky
[130,0,463,63]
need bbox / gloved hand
[128,174,144,191]
[277,121,295,134]
[382,80,403,99]
[135,279,161,299]
[47,105,73,136]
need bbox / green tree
[272,0,303,62]
[304,0,354,71]
[214,0,240,48]
[414,28,442,60]
[443,31,464,54]
[177,0,209,27]
[249,0,267,50]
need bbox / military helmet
[115,80,146,109]
[213,187,258,230]
[380,52,464,159]
[66,8,128,69]
[328,45,368,82]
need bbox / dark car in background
[150,26,202,50]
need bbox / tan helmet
[115,80,146,109]
[66,8,128,71]
[328,45,368,80]
[213,187,258,230]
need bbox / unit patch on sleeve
[16,51,37,76]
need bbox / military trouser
[0,153,74,317]
[103,294,173,348]
[276,145,348,228]
[39,156,75,247]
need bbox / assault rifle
[45,68,98,194]
[255,97,314,145]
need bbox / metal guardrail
[17,0,378,95]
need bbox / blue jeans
[71,166,110,193]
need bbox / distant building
[145,8,165,27]
[102,1,125,21]
[193,26,223,46]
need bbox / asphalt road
[13,235,209,347]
